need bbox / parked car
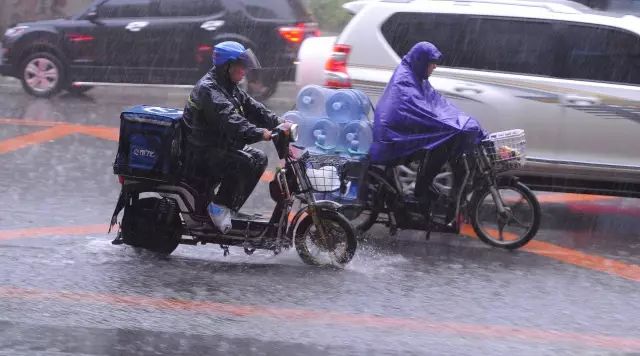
[0,0,319,99]
[295,0,640,197]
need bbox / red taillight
[278,24,305,44]
[324,44,352,88]
[195,45,212,64]
[67,34,95,43]
[278,22,319,44]
[118,176,125,185]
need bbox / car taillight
[118,176,125,185]
[324,44,352,88]
[66,33,95,43]
[195,45,212,64]
[278,23,320,44]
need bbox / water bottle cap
[332,102,343,111]
[302,96,313,105]
[313,129,322,137]
[346,132,356,141]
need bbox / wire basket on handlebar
[301,153,351,193]
[482,129,527,172]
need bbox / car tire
[19,52,66,98]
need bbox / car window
[158,0,224,17]
[98,0,153,18]
[241,0,311,21]
[558,25,640,85]
[381,13,469,67]
[461,18,557,76]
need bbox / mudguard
[286,200,343,241]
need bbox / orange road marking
[0,224,108,241]
[461,225,640,282]
[0,117,65,127]
[0,285,639,351]
[77,126,119,141]
[536,193,615,204]
[0,125,80,154]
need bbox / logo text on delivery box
[133,148,157,159]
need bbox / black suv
[0,0,317,99]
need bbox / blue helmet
[213,41,260,69]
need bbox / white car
[296,0,640,196]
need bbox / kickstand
[220,245,230,257]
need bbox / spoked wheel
[295,209,357,266]
[469,181,541,249]
[20,52,65,98]
[121,197,182,255]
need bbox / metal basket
[302,154,349,193]
[482,129,527,172]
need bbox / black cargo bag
[113,105,183,182]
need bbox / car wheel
[20,52,65,98]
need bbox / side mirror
[85,9,99,23]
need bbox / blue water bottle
[341,120,373,156]
[326,89,371,124]
[311,119,339,153]
[297,85,334,118]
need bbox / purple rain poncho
[369,42,486,164]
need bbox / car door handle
[454,84,483,94]
[562,94,601,106]
[125,21,149,32]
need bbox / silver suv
[298,0,640,196]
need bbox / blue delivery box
[113,105,183,182]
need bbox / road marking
[0,285,638,351]
[77,126,119,141]
[536,193,615,204]
[461,225,640,282]
[0,125,81,154]
[0,224,108,241]
[0,117,65,127]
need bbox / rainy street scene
[1,0,639,355]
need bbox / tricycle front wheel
[295,209,357,266]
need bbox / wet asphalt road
[1,79,640,355]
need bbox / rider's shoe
[207,203,232,234]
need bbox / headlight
[4,26,29,38]
[289,123,299,142]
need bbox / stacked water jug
[283,85,374,203]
